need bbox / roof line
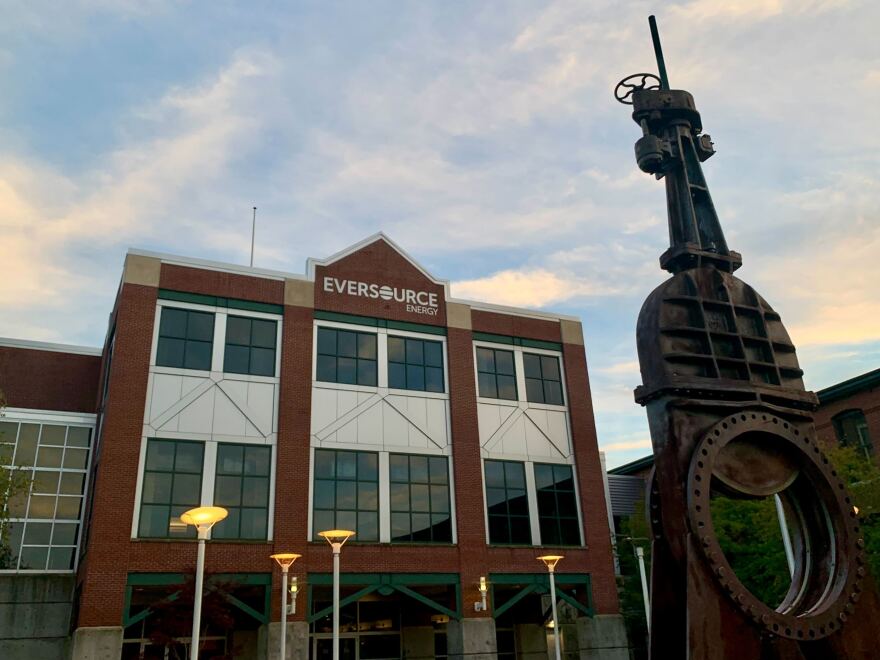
[0,337,102,356]
[127,248,310,282]
[817,366,880,404]
[607,454,654,475]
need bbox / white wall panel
[479,401,571,461]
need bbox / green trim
[309,585,379,623]
[473,332,562,352]
[492,583,537,618]
[307,572,459,586]
[607,455,654,476]
[394,584,458,620]
[224,593,269,624]
[489,573,593,618]
[817,367,880,404]
[314,310,447,336]
[159,289,283,315]
[126,572,186,586]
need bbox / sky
[1,0,879,468]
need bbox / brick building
[0,234,626,659]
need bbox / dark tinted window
[390,454,451,543]
[485,460,531,544]
[388,337,444,393]
[316,328,377,386]
[212,444,272,540]
[224,316,277,376]
[534,463,580,545]
[139,440,203,538]
[156,307,214,371]
[523,353,564,405]
[476,347,517,401]
[313,449,379,541]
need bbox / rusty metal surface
[618,15,880,660]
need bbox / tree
[0,389,33,569]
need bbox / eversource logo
[323,276,440,316]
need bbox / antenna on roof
[250,206,257,267]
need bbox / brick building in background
[0,234,627,660]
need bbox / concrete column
[447,618,496,660]
[516,623,549,658]
[576,615,629,660]
[260,621,309,660]
[402,625,435,659]
[69,627,123,660]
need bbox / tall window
[224,316,277,376]
[476,347,517,401]
[316,328,377,386]
[484,460,531,544]
[534,463,580,545]
[312,449,379,541]
[0,421,91,571]
[523,353,564,405]
[389,454,451,543]
[832,409,873,459]
[156,307,214,371]
[138,440,203,539]
[212,444,271,540]
[388,337,444,393]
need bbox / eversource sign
[323,276,440,316]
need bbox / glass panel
[313,510,335,538]
[388,337,405,363]
[544,381,564,405]
[63,448,88,469]
[214,475,242,506]
[139,504,170,537]
[504,463,525,489]
[424,341,443,367]
[336,482,356,509]
[55,497,82,520]
[159,308,187,338]
[557,491,578,517]
[538,491,557,516]
[410,456,428,483]
[486,488,507,514]
[358,360,377,386]
[156,337,185,367]
[28,495,57,518]
[32,470,59,494]
[525,378,544,403]
[337,331,357,358]
[252,319,277,348]
[336,510,356,532]
[358,452,378,480]
[488,516,509,544]
[337,452,357,479]
[534,464,555,490]
[242,476,268,507]
[146,440,175,471]
[14,426,38,466]
[541,355,561,380]
[389,455,408,482]
[429,457,448,484]
[477,373,497,398]
[66,427,91,448]
[431,486,449,513]
[24,522,52,545]
[40,425,66,446]
[142,472,172,504]
[390,483,409,511]
[509,516,531,544]
[314,480,335,509]
[317,328,336,355]
[314,450,335,479]
[240,508,267,539]
[48,547,75,570]
[0,443,13,464]
[358,334,377,359]
[224,345,250,374]
[495,350,515,375]
[213,508,241,538]
[561,521,581,545]
[484,461,505,488]
[174,443,203,473]
[406,339,424,365]
[496,375,517,400]
[336,357,357,384]
[19,546,49,570]
[411,485,429,512]
[523,353,542,379]
[0,421,19,445]
[507,490,529,515]
[187,311,214,341]
[171,474,201,506]
[358,512,378,541]
[431,514,452,542]
[52,523,78,545]
[388,363,406,389]
[244,446,271,476]
[411,513,431,541]
[391,512,410,540]
[250,347,275,376]
[316,355,336,382]
[226,316,251,345]
[184,340,212,370]
[425,367,444,392]
[406,365,425,391]
[476,348,495,373]
[217,444,244,474]
[36,447,63,468]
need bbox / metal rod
[548,569,562,660]
[636,546,651,632]
[775,494,796,577]
[280,567,288,660]
[332,545,340,660]
[250,206,257,267]
[190,532,207,660]
[648,15,670,90]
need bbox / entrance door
[314,636,357,660]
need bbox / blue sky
[2,1,879,468]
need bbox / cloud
[600,438,652,452]
[452,268,611,308]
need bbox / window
[224,316,277,376]
[212,444,271,540]
[0,421,91,571]
[138,440,203,538]
[388,336,444,392]
[523,353,564,405]
[534,463,580,545]
[315,328,377,386]
[312,449,379,541]
[476,347,517,400]
[484,460,531,544]
[156,307,214,370]
[832,409,873,459]
[389,454,451,543]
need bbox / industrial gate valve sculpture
[615,16,880,660]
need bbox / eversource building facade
[0,234,626,659]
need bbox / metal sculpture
[616,16,879,659]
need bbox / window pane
[156,338,185,367]
[429,457,448,484]
[28,494,56,518]
[316,355,336,382]
[337,452,357,479]
[56,497,82,520]
[224,345,250,374]
[486,488,507,514]
[388,337,405,363]
[358,360,377,386]
[476,348,495,373]
[389,455,408,482]
[544,381,564,406]
[477,373,497,399]
[507,490,529,515]
[314,480,335,509]
[146,440,175,471]
[495,351,515,375]
[484,461,505,488]
[251,319,277,348]
[59,472,85,495]
[226,316,251,345]
[488,516,509,544]
[250,348,275,376]
[214,475,242,506]
[217,444,244,474]
[159,308,187,338]
[561,521,581,546]
[175,443,204,473]
[406,365,425,391]
[523,353,542,379]
[336,510,357,532]
[496,375,517,400]
[19,546,49,570]
[66,427,91,448]
[48,547,75,570]
[336,482,356,509]
[525,378,544,403]
[388,363,406,389]
[36,447,63,468]
[504,462,525,488]
[336,358,357,384]
[425,367,444,393]
[240,508,268,539]
[358,452,378,480]
[242,476,268,507]
[358,512,379,541]
[314,450,335,478]
[32,471,59,494]
[142,473,172,504]
[212,508,240,539]
[557,491,578,517]
[411,485,430,512]
[40,425,66,446]
[244,446,271,476]
[406,340,423,365]
[171,474,201,505]
[391,513,410,540]
[184,341,212,370]
[431,514,452,542]
[411,513,431,542]
[424,342,442,368]
[337,331,357,358]
[63,448,88,469]
[13,427,38,466]
[510,517,532,544]
[187,312,214,342]
[431,486,449,513]
[390,483,409,511]
[358,334,377,359]
[313,510,335,539]
[541,355,560,380]
[24,522,52,545]
[52,523,78,545]
[410,456,428,483]
[317,328,336,354]
[537,491,557,517]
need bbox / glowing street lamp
[270,553,302,660]
[181,506,228,660]
[318,530,355,660]
[538,555,564,660]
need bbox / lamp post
[635,546,650,633]
[538,555,563,660]
[318,530,355,660]
[181,506,228,660]
[270,553,302,660]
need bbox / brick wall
[0,346,100,413]
[815,386,880,465]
